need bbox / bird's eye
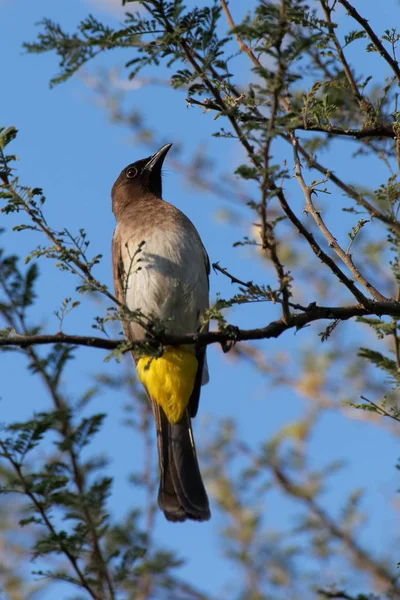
[126,167,138,179]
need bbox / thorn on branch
[212,262,253,287]
[306,302,317,311]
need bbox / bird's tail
[152,401,210,522]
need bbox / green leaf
[358,347,399,382]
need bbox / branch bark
[295,122,395,139]
[2,301,400,351]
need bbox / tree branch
[272,464,400,592]
[2,184,121,308]
[0,273,115,599]
[320,0,373,115]
[291,136,390,303]
[186,89,400,237]
[317,592,359,600]
[216,0,391,308]
[271,182,371,305]
[284,133,400,234]
[2,301,400,351]
[212,262,254,287]
[0,440,99,600]
[295,122,395,139]
[218,0,266,72]
[337,0,400,85]
[219,0,292,324]
[187,98,395,139]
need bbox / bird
[111,143,211,522]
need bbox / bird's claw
[221,325,240,353]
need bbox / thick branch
[295,122,395,139]
[317,592,357,600]
[2,301,400,351]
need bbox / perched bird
[111,144,211,522]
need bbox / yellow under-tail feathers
[136,348,198,424]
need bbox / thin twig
[219,0,292,323]
[320,0,373,115]
[271,182,371,305]
[0,275,115,599]
[285,134,400,234]
[360,395,400,423]
[219,1,263,69]
[262,0,292,323]
[3,185,120,307]
[0,441,99,600]
[185,97,221,112]
[214,263,320,312]
[219,0,293,113]
[272,464,400,591]
[337,0,400,85]
[212,262,253,287]
[188,99,395,138]
[291,136,389,303]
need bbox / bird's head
[111,143,172,217]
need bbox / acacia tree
[1,0,400,598]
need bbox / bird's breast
[119,223,208,335]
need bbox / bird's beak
[144,143,173,173]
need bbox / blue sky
[2,0,400,598]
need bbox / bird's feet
[220,324,240,353]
